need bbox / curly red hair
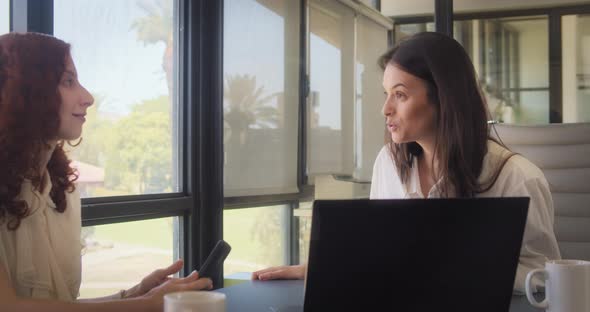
[0,32,78,230]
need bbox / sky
[224,0,341,129]
[1,0,8,34]
[54,0,170,115]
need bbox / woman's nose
[82,86,94,107]
[382,97,393,117]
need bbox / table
[217,279,543,312]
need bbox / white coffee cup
[525,259,590,312]
[164,291,226,312]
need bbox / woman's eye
[64,79,74,87]
[395,92,405,99]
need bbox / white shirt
[370,140,561,293]
[0,171,82,301]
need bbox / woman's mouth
[73,113,86,122]
[387,122,399,132]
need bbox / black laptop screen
[304,198,529,312]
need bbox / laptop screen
[304,198,528,312]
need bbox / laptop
[304,198,529,312]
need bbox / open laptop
[304,198,529,312]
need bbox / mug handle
[525,268,548,309]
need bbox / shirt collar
[403,156,452,199]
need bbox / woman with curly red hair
[0,32,212,311]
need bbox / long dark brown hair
[0,32,78,230]
[378,32,513,197]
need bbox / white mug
[525,259,590,312]
[164,291,226,312]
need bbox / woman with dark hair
[0,32,211,311]
[252,32,560,293]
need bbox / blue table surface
[217,274,542,312]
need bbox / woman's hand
[251,264,306,281]
[125,259,207,298]
[143,270,213,310]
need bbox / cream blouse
[0,171,82,301]
[370,140,561,293]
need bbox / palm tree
[224,74,278,144]
[132,0,174,97]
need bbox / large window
[222,0,301,275]
[307,0,391,182]
[54,0,180,198]
[223,0,300,197]
[562,14,590,122]
[79,218,176,298]
[389,2,590,124]
[223,205,290,275]
[455,17,550,124]
[394,17,550,125]
[0,0,8,34]
[308,0,355,176]
[355,14,392,181]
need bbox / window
[80,217,177,298]
[223,205,290,275]
[296,202,313,264]
[222,0,301,274]
[223,0,300,197]
[54,0,180,197]
[308,0,356,176]
[355,14,390,181]
[455,17,549,124]
[0,0,8,34]
[562,14,590,122]
[307,0,392,183]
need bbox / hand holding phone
[198,240,232,279]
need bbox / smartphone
[198,239,232,278]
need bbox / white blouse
[0,171,82,301]
[370,140,561,293]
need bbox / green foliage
[131,0,172,45]
[250,207,285,264]
[71,95,114,166]
[72,95,172,195]
[104,96,172,194]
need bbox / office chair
[493,122,590,260]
